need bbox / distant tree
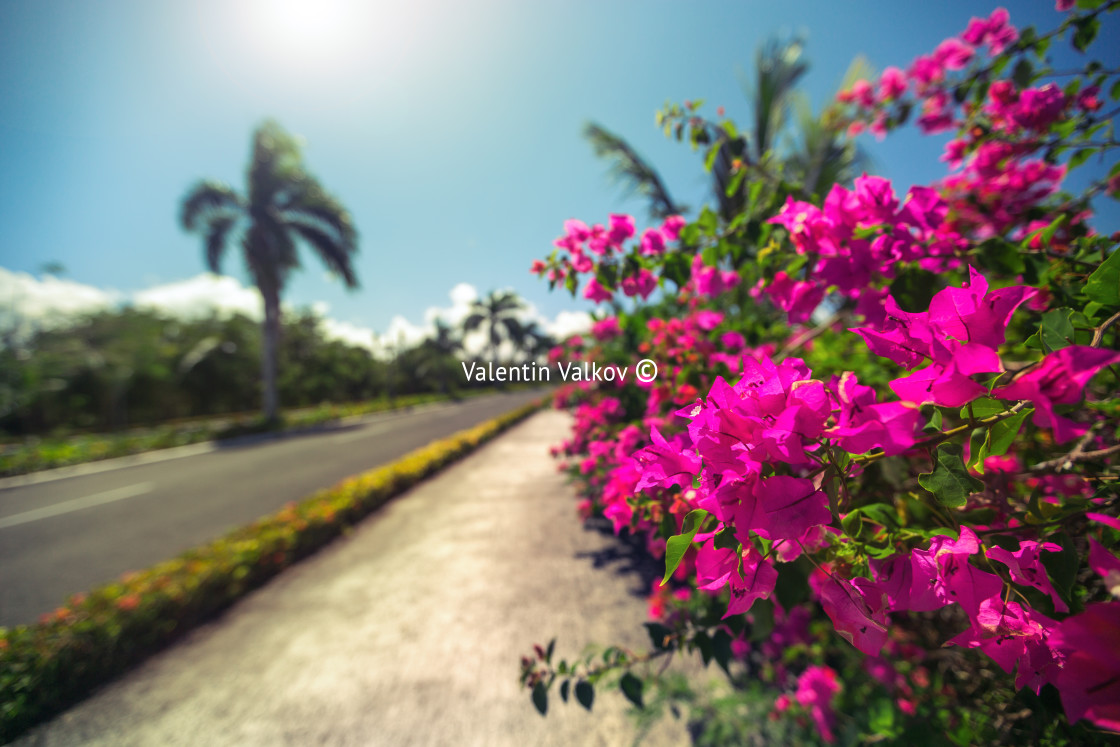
[180,120,360,421]
[463,290,527,365]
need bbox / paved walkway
[14,410,689,746]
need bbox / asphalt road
[0,390,544,628]
[11,409,690,746]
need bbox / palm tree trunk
[261,287,281,422]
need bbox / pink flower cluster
[765,174,959,321]
[537,214,686,304]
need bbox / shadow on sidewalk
[576,516,663,599]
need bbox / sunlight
[239,0,416,75]
[259,0,352,59]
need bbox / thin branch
[1092,311,1120,348]
[1029,442,1120,474]
[775,312,843,361]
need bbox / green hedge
[0,399,543,743]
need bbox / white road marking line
[0,482,156,530]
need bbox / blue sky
[0,1,1111,347]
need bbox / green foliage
[918,444,985,508]
[662,509,709,584]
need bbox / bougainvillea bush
[523,3,1120,744]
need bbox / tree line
[0,289,551,438]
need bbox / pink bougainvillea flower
[947,596,1061,693]
[757,476,831,542]
[927,266,1036,349]
[607,213,636,246]
[639,227,666,256]
[961,7,1018,55]
[582,276,613,304]
[1052,602,1120,731]
[890,340,1002,407]
[987,539,1068,613]
[621,268,658,300]
[1088,538,1120,598]
[994,346,1120,442]
[725,546,779,617]
[907,527,1003,617]
[633,427,700,491]
[691,309,724,331]
[877,66,908,102]
[590,316,622,341]
[828,372,921,455]
[690,255,741,298]
[659,215,686,241]
[814,572,889,655]
[795,665,842,743]
[766,271,826,324]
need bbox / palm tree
[180,121,359,421]
[416,319,464,394]
[508,320,554,364]
[585,38,868,222]
[463,290,526,364]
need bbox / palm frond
[744,38,808,160]
[286,221,359,288]
[583,122,683,220]
[180,181,242,232]
[204,214,239,273]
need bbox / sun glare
[260,0,352,59]
[239,0,420,76]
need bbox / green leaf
[532,681,548,716]
[918,444,984,508]
[619,673,644,709]
[661,253,692,288]
[923,407,943,434]
[1072,17,1100,52]
[1038,308,1076,352]
[1111,79,1120,102]
[890,268,940,313]
[961,397,1006,420]
[976,238,1024,275]
[575,680,594,711]
[704,145,720,173]
[1011,58,1034,89]
[987,410,1030,458]
[842,509,864,539]
[967,427,988,474]
[697,207,719,234]
[559,679,570,703]
[1085,250,1120,307]
[662,509,708,585]
[1068,149,1093,170]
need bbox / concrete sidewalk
[13,410,689,746]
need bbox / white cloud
[0,267,117,326]
[547,310,594,339]
[133,273,263,320]
[0,267,591,360]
